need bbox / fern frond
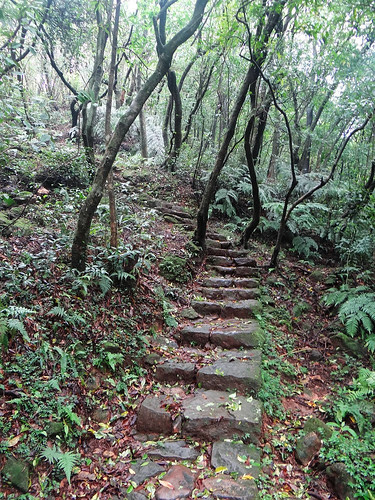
[57,451,80,484]
[41,445,80,484]
[6,306,34,319]
[48,306,69,319]
[7,319,30,341]
[365,335,375,353]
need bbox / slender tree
[71,0,210,270]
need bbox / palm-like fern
[339,293,375,340]
[41,445,80,484]
[322,286,375,351]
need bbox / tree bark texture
[71,0,209,270]
[194,64,258,248]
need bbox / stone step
[180,319,264,348]
[147,439,199,461]
[206,238,231,249]
[207,256,257,267]
[207,232,228,241]
[191,299,261,319]
[208,265,260,278]
[137,394,178,435]
[182,389,262,443]
[200,277,259,289]
[211,440,261,479]
[159,206,193,219]
[197,357,262,395]
[200,287,259,300]
[203,476,259,500]
[155,361,196,384]
[206,246,249,257]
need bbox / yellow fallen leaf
[215,466,228,474]
[8,435,22,447]
[129,468,136,475]
[159,480,174,489]
[242,474,254,480]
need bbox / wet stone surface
[203,475,260,499]
[182,390,262,443]
[211,441,261,477]
[197,358,262,395]
[147,440,199,461]
[155,465,196,500]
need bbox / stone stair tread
[207,256,257,267]
[208,265,259,277]
[137,394,178,435]
[182,389,262,443]
[200,277,259,288]
[211,441,261,477]
[180,320,264,348]
[206,239,231,249]
[207,232,228,241]
[155,464,196,499]
[158,206,193,219]
[147,439,199,461]
[203,475,259,500]
[155,361,196,384]
[197,358,261,395]
[191,299,261,319]
[200,287,259,300]
[206,247,249,257]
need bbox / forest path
[130,203,264,499]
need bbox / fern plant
[41,445,80,484]
[0,303,34,348]
[292,235,319,259]
[322,285,375,351]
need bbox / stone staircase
[130,229,264,499]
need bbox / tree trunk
[137,67,148,159]
[82,0,113,164]
[105,0,121,249]
[268,124,280,180]
[240,95,272,248]
[194,64,258,248]
[71,0,209,270]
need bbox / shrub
[159,254,191,283]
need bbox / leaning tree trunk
[240,93,272,247]
[194,0,286,248]
[71,0,209,270]
[82,0,113,165]
[105,0,121,249]
[194,64,259,248]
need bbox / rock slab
[182,390,262,443]
[211,441,261,477]
[197,359,262,395]
[147,440,199,461]
[203,476,259,499]
[130,459,164,486]
[1,458,30,493]
[155,465,196,500]
[137,395,174,434]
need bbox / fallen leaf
[215,466,228,473]
[103,450,116,458]
[242,474,254,480]
[7,435,22,447]
[159,480,174,489]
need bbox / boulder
[326,462,356,500]
[211,441,261,477]
[295,432,321,465]
[137,395,174,435]
[203,476,259,499]
[2,457,30,493]
[155,465,196,500]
